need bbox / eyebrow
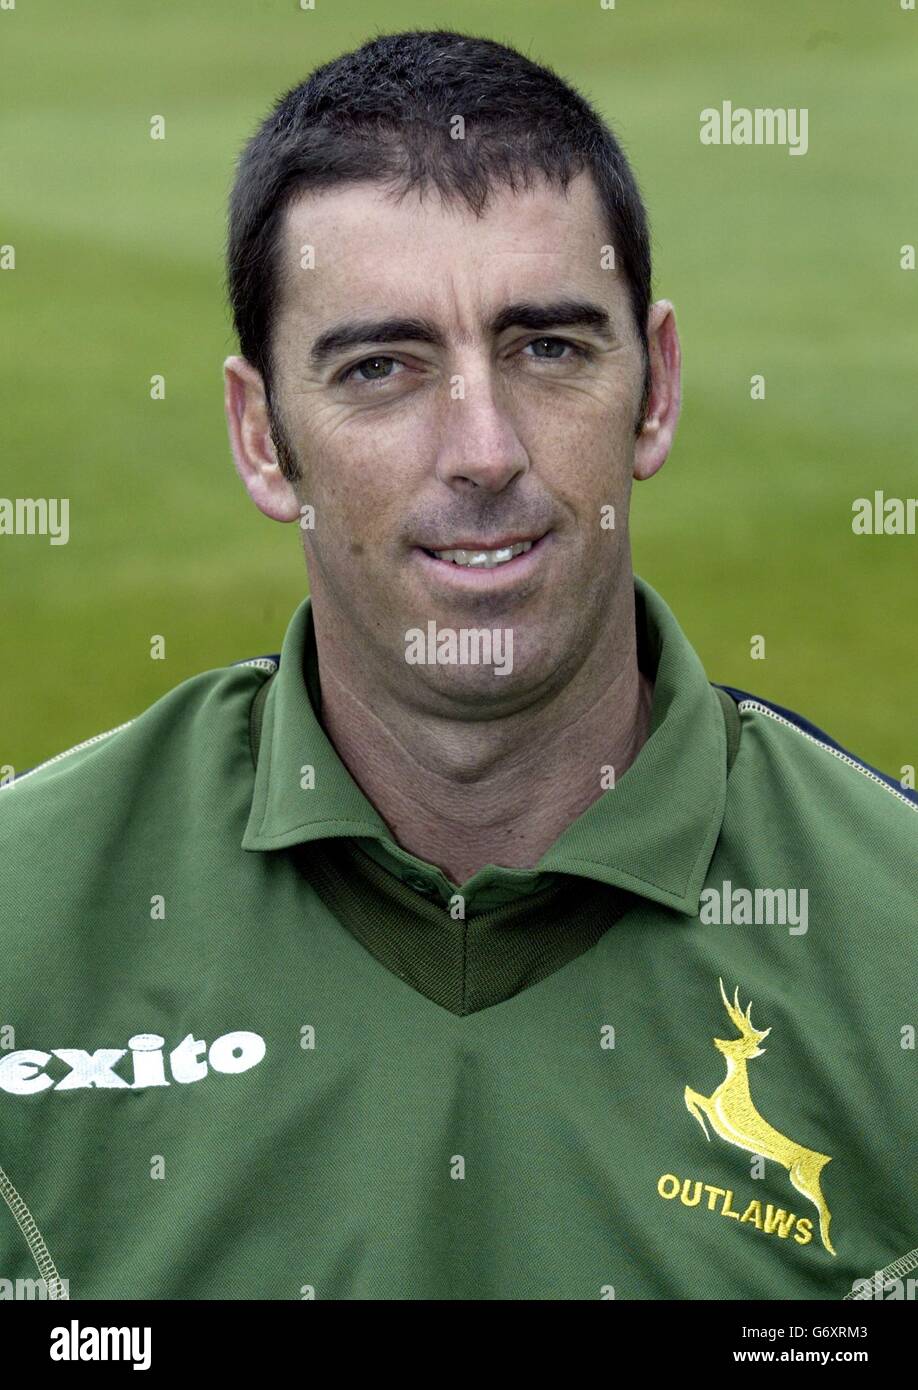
[308,298,615,371]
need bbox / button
[404,873,437,896]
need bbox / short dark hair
[226,29,653,478]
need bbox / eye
[339,355,404,385]
[522,336,590,363]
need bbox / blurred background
[1,0,915,775]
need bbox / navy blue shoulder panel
[714,684,918,807]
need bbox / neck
[311,592,654,886]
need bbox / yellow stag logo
[684,979,835,1256]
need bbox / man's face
[258,171,667,710]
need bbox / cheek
[535,407,633,516]
[298,433,409,558]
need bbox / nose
[434,367,530,493]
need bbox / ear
[223,355,302,522]
[633,300,682,483]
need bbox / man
[1,30,914,1302]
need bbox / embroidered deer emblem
[684,979,835,1256]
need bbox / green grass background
[1,0,915,776]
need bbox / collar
[242,576,728,916]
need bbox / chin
[405,638,563,711]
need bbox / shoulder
[0,652,280,840]
[714,682,916,870]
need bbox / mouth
[418,533,547,568]
[412,531,552,591]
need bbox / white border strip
[844,1246,918,1299]
[0,1163,68,1299]
[737,700,917,814]
[3,657,278,793]
[1,721,134,791]
[234,658,278,673]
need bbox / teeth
[432,540,534,568]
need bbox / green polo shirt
[0,576,915,1301]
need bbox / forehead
[275,170,626,326]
